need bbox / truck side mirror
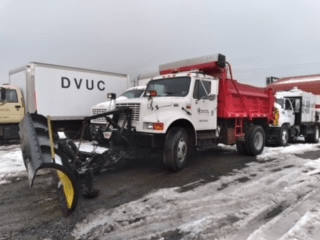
[0,88,6,101]
[107,93,116,100]
[146,90,157,97]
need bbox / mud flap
[19,113,78,216]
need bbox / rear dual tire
[305,125,320,143]
[244,125,265,156]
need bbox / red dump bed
[218,78,275,122]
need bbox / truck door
[284,98,295,126]
[192,79,218,130]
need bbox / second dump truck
[266,75,320,146]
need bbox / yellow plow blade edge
[57,170,76,209]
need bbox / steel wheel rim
[177,137,187,163]
[254,132,263,150]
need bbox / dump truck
[266,74,320,145]
[101,53,276,164]
[8,62,129,140]
[19,54,276,216]
[267,88,320,146]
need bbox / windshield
[145,77,191,97]
[276,98,284,108]
[120,89,144,98]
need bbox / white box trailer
[9,62,129,139]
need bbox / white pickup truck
[268,88,320,145]
[90,85,146,144]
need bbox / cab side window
[285,99,293,111]
[6,90,18,103]
[193,80,211,99]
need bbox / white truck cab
[275,96,295,127]
[115,72,219,134]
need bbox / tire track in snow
[72,150,320,240]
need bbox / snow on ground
[0,138,107,184]
[72,143,320,240]
[0,144,26,184]
[1,140,320,239]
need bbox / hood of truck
[116,96,187,109]
[92,96,128,109]
[115,97,191,133]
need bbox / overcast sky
[1,0,320,87]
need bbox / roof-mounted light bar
[159,53,226,73]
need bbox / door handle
[15,105,21,110]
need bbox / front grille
[91,108,107,124]
[115,103,141,122]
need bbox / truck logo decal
[61,77,105,91]
[197,108,209,116]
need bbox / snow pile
[0,145,26,184]
[72,143,320,240]
[258,143,320,161]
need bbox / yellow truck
[0,84,24,143]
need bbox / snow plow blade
[18,109,132,216]
[19,113,78,216]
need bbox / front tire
[277,125,289,146]
[245,125,265,156]
[163,128,190,172]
